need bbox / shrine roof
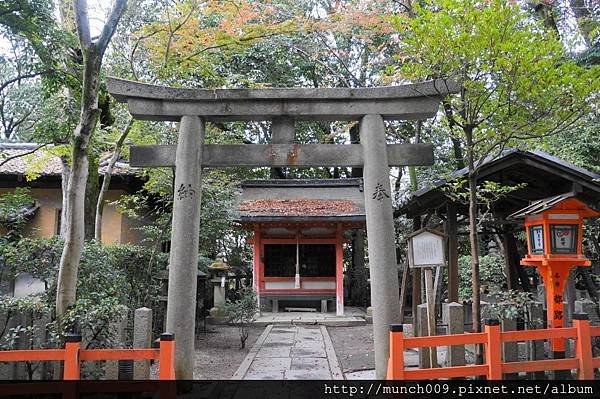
[399,149,600,219]
[236,179,366,223]
[508,192,600,219]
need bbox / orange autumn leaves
[135,0,402,80]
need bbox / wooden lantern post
[407,228,447,368]
[510,194,599,361]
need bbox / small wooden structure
[509,193,600,357]
[236,179,365,316]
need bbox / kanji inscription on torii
[106,77,458,379]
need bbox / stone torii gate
[107,77,458,379]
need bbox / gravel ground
[327,325,375,373]
[193,325,264,379]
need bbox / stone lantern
[207,259,230,323]
[509,193,599,359]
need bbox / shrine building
[236,179,366,316]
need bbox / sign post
[407,228,447,368]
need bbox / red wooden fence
[387,313,599,380]
[0,332,175,380]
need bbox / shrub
[0,237,168,378]
[222,287,257,349]
[0,188,35,241]
[458,252,506,301]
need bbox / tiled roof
[0,149,63,176]
[236,179,366,222]
[0,147,136,177]
[508,192,600,219]
[239,199,358,217]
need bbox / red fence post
[63,334,81,380]
[573,313,594,380]
[484,320,502,380]
[387,324,405,380]
[159,333,176,380]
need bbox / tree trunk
[577,266,600,319]
[55,0,128,317]
[84,150,99,239]
[531,2,560,36]
[465,127,482,364]
[442,100,465,170]
[94,119,133,241]
[57,118,96,315]
[451,138,465,169]
[349,124,363,178]
[349,124,364,306]
[60,157,70,239]
[410,123,422,322]
[569,0,593,47]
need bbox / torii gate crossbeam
[107,77,459,380]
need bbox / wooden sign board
[406,227,447,368]
[407,228,447,268]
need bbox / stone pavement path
[232,324,343,380]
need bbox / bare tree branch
[94,118,134,240]
[0,143,50,168]
[74,0,92,48]
[0,70,53,94]
[96,0,128,56]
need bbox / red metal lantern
[511,193,599,357]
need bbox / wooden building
[236,179,366,316]
[0,143,147,244]
[399,149,600,309]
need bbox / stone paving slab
[248,357,292,372]
[244,369,285,380]
[291,357,329,371]
[233,324,343,380]
[257,346,292,358]
[253,307,367,327]
[342,348,448,379]
[284,369,329,380]
[291,347,327,358]
[345,369,376,379]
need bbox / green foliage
[222,286,257,349]
[442,178,527,226]
[0,188,35,240]
[2,238,167,312]
[532,113,600,174]
[0,0,70,69]
[0,296,50,379]
[0,236,62,286]
[0,237,167,377]
[389,0,599,317]
[458,253,506,301]
[482,290,536,321]
[443,178,526,206]
[0,54,44,141]
[389,0,599,155]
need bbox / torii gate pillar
[360,115,401,379]
[165,116,204,379]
